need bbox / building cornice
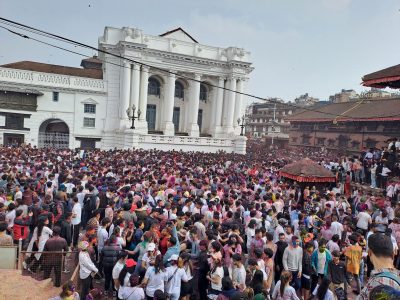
[101,42,254,73]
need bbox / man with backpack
[82,186,99,228]
[359,232,400,299]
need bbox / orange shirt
[344,244,362,274]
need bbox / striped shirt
[359,268,400,300]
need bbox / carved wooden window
[351,140,360,149]
[5,114,24,130]
[365,139,377,149]
[302,135,311,145]
[338,135,349,148]
[317,138,325,146]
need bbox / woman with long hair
[179,252,194,300]
[313,277,334,300]
[118,259,137,293]
[118,274,145,300]
[206,252,224,300]
[272,270,299,300]
[142,254,168,300]
[49,280,80,300]
[250,270,264,296]
[24,216,52,272]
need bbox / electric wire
[1,17,400,120]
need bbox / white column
[120,62,131,122]
[211,77,224,136]
[130,63,140,110]
[233,78,244,130]
[138,66,149,133]
[221,79,229,127]
[163,72,175,136]
[224,76,236,134]
[138,67,149,120]
[188,74,201,137]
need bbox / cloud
[321,0,352,11]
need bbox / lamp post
[237,115,246,136]
[126,105,141,129]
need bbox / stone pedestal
[123,129,140,149]
[234,135,247,154]
[135,120,148,135]
[163,121,175,136]
[188,123,200,137]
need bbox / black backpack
[83,194,97,214]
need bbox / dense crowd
[0,143,399,300]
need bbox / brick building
[286,98,400,153]
[246,100,294,148]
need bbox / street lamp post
[237,115,246,136]
[126,105,141,129]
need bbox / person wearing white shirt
[230,254,246,291]
[165,254,189,300]
[356,210,372,233]
[97,218,110,254]
[118,274,145,300]
[79,242,99,300]
[112,252,127,292]
[71,197,81,248]
[330,215,343,237]
[142,255,168,299]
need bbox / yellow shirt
[344,244,362,275]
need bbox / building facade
[246,100,294,148]
[287,98,400,153]
[0,27,253,153]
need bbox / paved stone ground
[0,269,59,299]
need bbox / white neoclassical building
[0,27,253,153]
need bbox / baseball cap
[168,254,179,261]
[147,243,156,251]
[125,259,137,268]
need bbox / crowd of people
[0,143,399,300]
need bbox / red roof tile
[286,99,400,122]
[1,61,103,79]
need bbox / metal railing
[18,250,79,288]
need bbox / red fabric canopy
[279,158,336,183]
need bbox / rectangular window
[5,114,24,129]
[317,138,325,146]
[302,135,311,145]
[84,104,96,114]
[83,117,95,128]
[52,92,59,102]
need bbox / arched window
[148,77,161,97]
[175,81,184,99]
[200,84,208,102]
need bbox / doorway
[173,107,180,132]
[197,109,203,133]
[38,119,69,148]
[146,104,157,131]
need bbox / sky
[1,0,400,103]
